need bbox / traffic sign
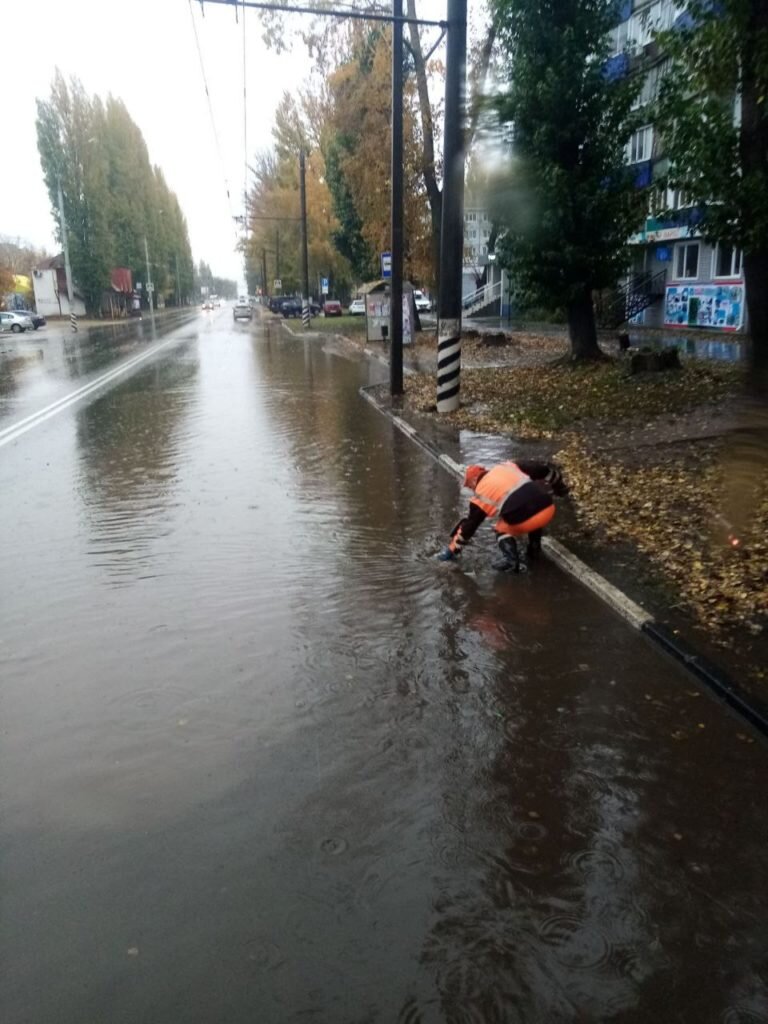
[321,277,329,295]
[381,252,392,278]
[273,278,282,291]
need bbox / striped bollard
[436,317,461,412]
[302,301,310,330]
[70,312,78,332]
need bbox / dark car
[322,299,342,317]
[281,299,302,318]
[268,296,285,314]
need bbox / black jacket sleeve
[449,501,487,553]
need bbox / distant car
[323,299,342,317]
[349,297,365,316]
[202,300,213,310]
[0,311,34,333]
[233,299,252,321]
[413,290,431,313]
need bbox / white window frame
[626,125,653,164]
[674,242,700,280]
[714,244,743,279]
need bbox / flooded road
[2,310,767,1023]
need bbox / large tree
[36,72,195,313]
[490,0,645,360]
[656,0,768,394]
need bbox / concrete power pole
[144,236,156,328]
[389,0,404,396]
[56,179,78,332]
[175,253,182,308]
[299,151,310,329]
[436,0,467,412]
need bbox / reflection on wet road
[1,311,767,1023]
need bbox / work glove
[436,546,455,562]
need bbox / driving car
[202,300,213,310]
[0,311,35,333]
[233,298,252,321]
[348,297,365,316]
[322,299,342,317]
[413,290,431,313]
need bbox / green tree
[656,0,768,392]
[36,72,195,313]
[490,0,645,360]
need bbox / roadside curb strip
[359,383,768,738]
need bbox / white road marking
[0,333,188,450]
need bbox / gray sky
[0,0,304,284]
[1,0,459,287]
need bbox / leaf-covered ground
[405,360,743,438]
[402,355,767,670]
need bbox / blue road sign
[381,252,392,279]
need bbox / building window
[715,244,743,278]
[675,242,699,279]
[626,125,653,163]
[465,212,477,222]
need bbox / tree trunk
[743,249,768,397]
[406,0,442,289]
[566,286,605,361]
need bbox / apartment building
[613,0,746,331]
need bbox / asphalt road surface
[2,308,766,1023]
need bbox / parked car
[322,299,342,317]
[0,311,34,333]
[349,297,365,316]
[268,296,285,314]
[310,300,322,316]
[233,299,252,321]
[11,309,46,329]
[281,299,302,318]
[413,290,431,313]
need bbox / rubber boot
[527,529,543,560]
[493,535,523,572]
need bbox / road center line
[0,333,189,450]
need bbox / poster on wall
[664,284,744,331]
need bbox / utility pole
[57,178,77,332]
[175,253,182,308]
[390,0,404,396]
[436,0,467,412]
[276,229,281,281]
[262,248,268,301]
[299,150,310,329]
[144,235,156,328]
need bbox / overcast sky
[0,0,315,285]
[1,0,458,288]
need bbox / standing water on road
[1,315,767,1023]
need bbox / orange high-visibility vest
[471,462,531,520]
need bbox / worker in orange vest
[437,460,568,573]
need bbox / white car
[413,290,431,313]
[0,311,34,333]
[349,297,365,316]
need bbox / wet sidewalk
[1,316,766,1023]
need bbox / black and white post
[57,178,77,332]
[436,0,467,412]
[299,151,311,329]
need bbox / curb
[358,383,768,739]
